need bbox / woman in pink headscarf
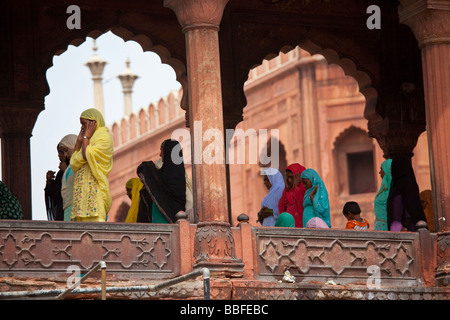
[278,163,306,227]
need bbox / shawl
[386,156,427,231]
[70,108,114,220]
[301,168,331,228]
[278,163,306,228]
[59,134,77,217]
[155,157,195,223]
[275,212,295,227]
[125,178,143,223]
[260,167,285,226]
[0,181,23,220]
[373,159,392,231]
[420,189,434,232]
[137,139,186,223]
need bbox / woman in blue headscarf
[374,159,392,231]
[300,168,331,228]
[258,167,285,226]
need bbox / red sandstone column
[0,106,41,220]
[399,0,450,285]
[164,0,243,276]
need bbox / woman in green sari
[374,159,392,231]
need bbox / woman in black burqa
[136,139,186,223]
[387,156,427,231]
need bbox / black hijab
[137,139,186,223]
[387,156,426,230]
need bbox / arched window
[333,126,377,195]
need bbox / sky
[2,31,181,220]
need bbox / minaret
[85,39,107,116]
[118,58,138,117]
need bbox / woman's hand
[310,185,318,201]
[84,120,97,139]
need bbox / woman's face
[80,118,91,132]
[302,178,312,190]
[263,175,272,190]
[285,170,294,189]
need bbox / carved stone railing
[252,227,436,287]
[0,220,181,280]
[0,219,440,292]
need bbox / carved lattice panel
[255,228,419,285]
[0,221,180,279]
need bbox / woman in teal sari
[300,168,331,228]
[373,159,392,231]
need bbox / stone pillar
[399,0,450,285]
[85,40,107,117]
[164,0,243,276]
[0,105,42,220]
[118,59,138,118]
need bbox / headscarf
[80,108,106,127]
[58,134,77,151]
[137,139,186,223]
[387,156,427,231]
[70,108,114,218]
[420,189,434,232]
[125,178,143,223]
[306,217,329,229]
[278,163,306,227]
[0,181,23,220]
[260,167,285,226]
[374,159,392,231]
[155,157,195,223]
[301,168,331,228]
[275,212,295,227]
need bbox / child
[343,201,369,230]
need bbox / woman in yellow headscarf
[70,108,114,222]
[125,178,143,223]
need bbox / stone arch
[120,118,129,145]
[111,122,121,148]
[139,108,148,135]
[148,103,156,130]
[256,42,378,124]
[43,26,187,116]
[332,125,377,196]
[158,98,167,126]
[129,113,138,140]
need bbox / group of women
[260,156,431,232]
[258,164,331,229]
[40,107,432,232]
[45,108,114,222]
[374,157,432,232]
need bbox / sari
[59,134,77,221]
[373,159,392,231]
[137,139,186,223]
[278,163,306,228]
[260,167,285,226]
[387,156,427,231]
[70,108,114,222]
[301,168,331,228]
[155,157,195,223]
[125,178,143,223]
[0,181,23,220]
